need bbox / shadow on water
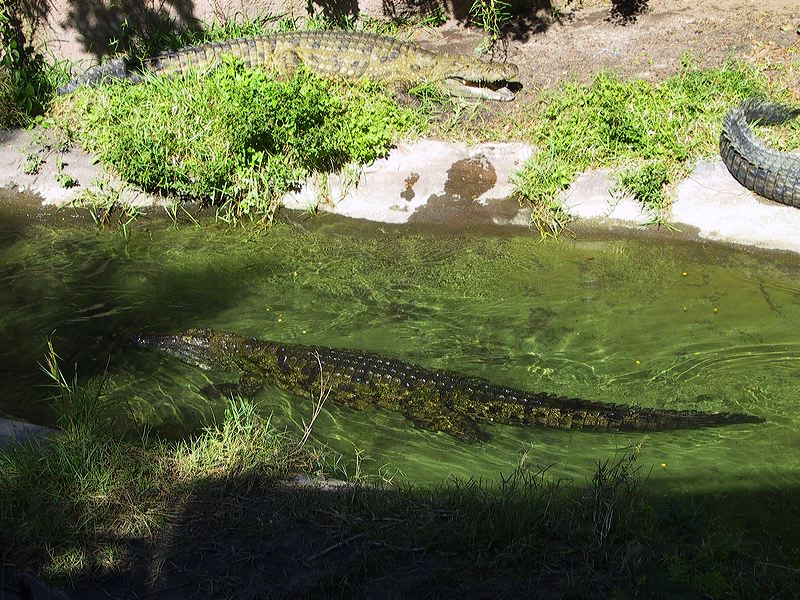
[0,199,263,428]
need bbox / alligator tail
[720,99,800,208]
[58,58,142,95]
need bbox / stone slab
[282,139,534,228]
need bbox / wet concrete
[408,155,523,229]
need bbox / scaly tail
[720,99,800,207]
[57,58,142,95]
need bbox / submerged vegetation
[2,354,798,597]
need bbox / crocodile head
[133,328,233,370]
[435,58,519,101]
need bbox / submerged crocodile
[720,99,800,207]
[134,329,763,441]
[58,30,519,100]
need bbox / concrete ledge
[3,127,800,255]
[282,140,534,228]
[672,159,800,254]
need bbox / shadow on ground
[43,475,800,599]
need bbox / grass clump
[0,345,158,574]
[513,59,790,232]
[55,58,425,220]
[615,160,671,211]
[0,348,323,582]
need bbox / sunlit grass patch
[513,58,800,233]
[55,59,426,221]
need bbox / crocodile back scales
[146,31,432,81]
[136,330,765,436]
[269,341,763,431]
[58,30,516,95]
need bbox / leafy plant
[0,0,62,125]
[56,59,424,220]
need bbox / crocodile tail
[622,406,765,431]
[57,58,141,95]
[720,99,800,208]
[532,395,764,431]
[738,99,800,125]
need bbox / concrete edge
[2,128,800,254]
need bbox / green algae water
[2,195,799,495]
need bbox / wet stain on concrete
[409,155,522,228]
[400,173,420,201]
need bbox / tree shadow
[608,0,649,25]
[0,211,261,430]
[500,0,566,43]
[378,0,563,43]
[307,0,361,28]
[62,0,201,58]
[381,0,447,22]
[56,471,800,599]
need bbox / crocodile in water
[58,30,519,101]
[720,99,800,207]
[134,329,764,441]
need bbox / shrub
[57,59,424,218]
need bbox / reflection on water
[1,194,799,492]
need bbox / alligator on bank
[58,30,519,101]
[720,99,800,207]
[134,329,764,441]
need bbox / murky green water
[2,195,800,493]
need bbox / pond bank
[2,127,800,254]
[3,392,798,599]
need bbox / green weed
[615,160,672,218]
[0,66,22,126]
[56,60,424,220]
[0,1,68,126]
[469,0,512,53]
[173,398,298,482]
[22,151,44,174]
[513,60,800,234]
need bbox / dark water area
[1,192,799,506]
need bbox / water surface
[1,194,799,496]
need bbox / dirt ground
[415,0,799,98]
